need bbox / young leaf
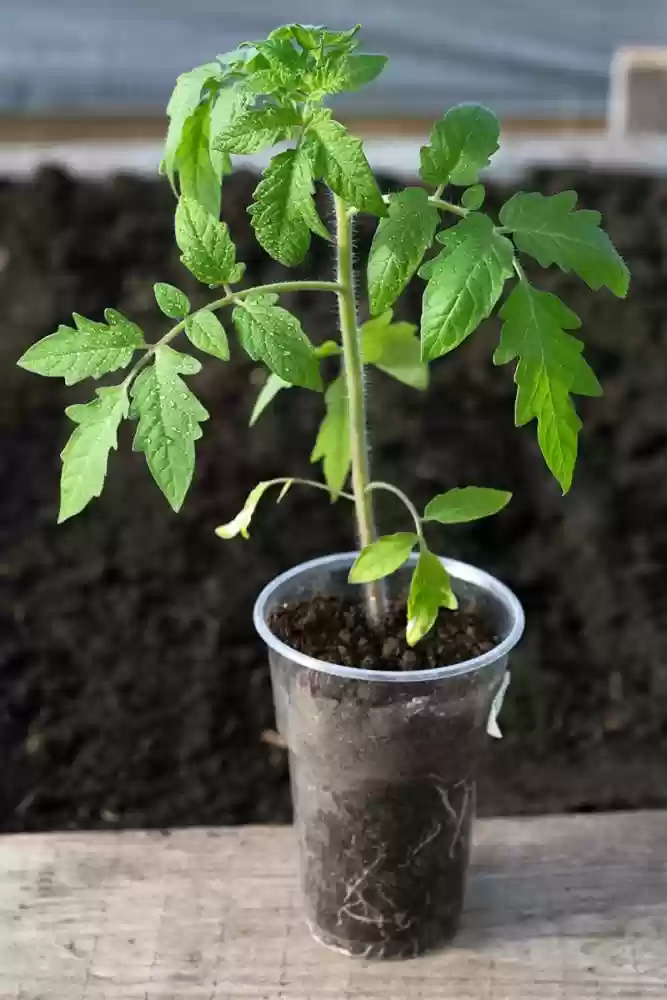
[462,184,485,210]
[249,372,291,426]
[367,188,439,315]
[213,105,302,154]
[249,147,328,267]
[309,52,387,96]
[311,375,350,498]
[130,345,209,511]
[424,486,512,523]
[175,196,244,285]
[18,312,144,385]
[407,549,458,646]
[232,294,322,390]
[154,282,191,319]
[496,280,602,493]
[306,112,386,217]
[208,86,245,176]
[163,62,223,188]
[185,310,229,360]
[420,213,514,361]
[420,105,499,187]
[215,479,291,539]
[59,385,129,522]
[499,191,629,298]
[361,312,428,390]
[176,102,223,218]
[349,532,418,584]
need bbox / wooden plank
[0,813,666,999]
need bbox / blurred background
[1,1,667,832]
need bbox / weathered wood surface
[1,813,666,999]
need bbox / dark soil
[269,594,496,671]
[282,633,503,957]
[1,166,667,832]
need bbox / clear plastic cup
[254,552,524,959]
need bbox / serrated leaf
[349,532,418,584]
[309,52,387,96]
[420,213,514,360]
[307,112,386,217]
[368,188,439,316]
[185,310,229,360]
[499,191,629,298]
[249,147,328,267]
[208,86,245,178]
[58,385,129,522]
[176,102,223,218]
[154,282,191,319]
[249,372,291,426]
[233,295,321,390]
[424,486,512,523]
[420,105,499,187]
[175,196,244,285]
[462,184,485,210]
[164,62,223,189]
[361,312,428,390]
[496,281,602,493]
[18,312,144,385]
[130,345,209,511]
[213,105,302,154]
[215,479,290,539]
[311,375,350,498]
[406,549,458,646]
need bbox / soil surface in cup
[271,595,500,957]
[269,594,497,671]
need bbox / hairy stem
[428,196,468,218]
[124,279,341,387]
[333,194,387,624]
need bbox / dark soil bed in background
[1,166,667,832]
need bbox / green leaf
[367,188,439,316]
[232,294,322,390]
[249,372,291,426]
[249,147,328,267]
[499,191,629,298]
[424,486,512,523]
[58,385,128,522]
[18,311,144,385]
[306,112,386,217]
[420,213,514,361]
[215,479,292,539]
[420,105,499,187]
[349,532,419,584]
[208,86,245,178]
[130,345,209,511]
[213,105,302,154]
[176,102,222,218]
[496,280,602,493]
[309,52,387,96]
[163,62,223,189]
[154,282,190,319]
[406,549,458,646]
[185,310,229,360]
[311,375,350,498]
[175,196,244,285]
[462,184,485,210]
[361,312,428,390]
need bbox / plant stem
[123,279,341,387]
[428,196,468,218]
[366,481,425,543]
[333,194,387,624]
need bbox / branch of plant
[264,476,356,503]
[365,481,425,543]
[428,196,468,218]
[123,279,342,387]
